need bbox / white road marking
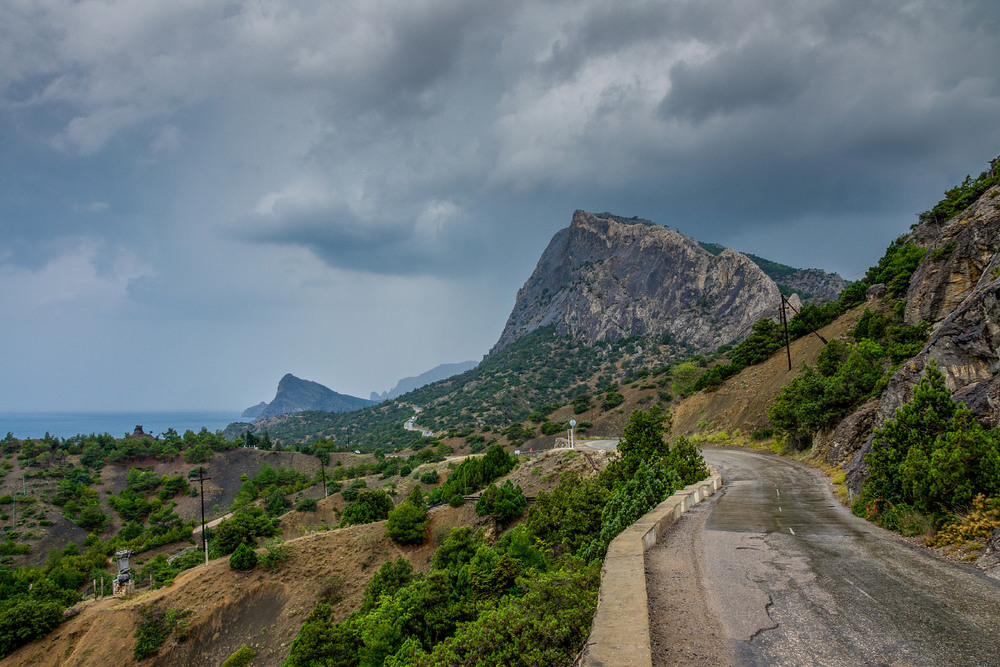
[844,578,876,602]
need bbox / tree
[265,489,290,517]
[859,361,1000,518]
[475,481,527,524]
[606,405,672,482]
[213,507,279,555]
[361,558,417,612]
[387,503,428,545]
[340,490,394,527]
[670,363,702,395]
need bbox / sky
[1,0,999,412]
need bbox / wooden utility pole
[780,295,792,371]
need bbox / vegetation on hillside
[920,158,1000,224]
[853,362,1000,537]
[284,406,708,667]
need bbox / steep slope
[492,210,784,354]
[3,449,597,667]
[670,304,869,436]
[252,374,372,420]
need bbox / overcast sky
[1,0,999,412]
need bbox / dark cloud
[2,0,1000,410]
[661,41,817,121]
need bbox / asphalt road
[657,447,1000,666]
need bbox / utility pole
[320,458,328,498]
[780,295,792,371]
[197,467,213,564]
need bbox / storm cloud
[1,0,999,411]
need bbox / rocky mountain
[492,210,811,355]
[370,360,478,402]
[246,374,373,421]
[700,243,846,300]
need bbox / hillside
[245,374,373,421]
[2,447,601,666]
[670,303,871,436]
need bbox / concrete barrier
[581,469,723,667]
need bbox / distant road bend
[646,448,1000,666]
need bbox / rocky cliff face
[492,211,785,354]
[839,174,1000,497]
[777,268,847,301]
[250,374,373,420]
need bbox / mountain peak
[243,374,372,421]
[492,210,795,354]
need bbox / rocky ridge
[793,172,1000,497]
[492,210,797,355]
[248,373,373,421]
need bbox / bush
[419,470,440,485]
[133,605,187,660]
[386,502,428,545]
[340,490,394,527]
[229,543,258,571]
[0,599,64,659]
[221,646,256,667]
[213,507,279,555]
[265,489,290,517]
[860,362,1000,520]
[295,498,318,512]
[260,541,290,571]
[475,481,527,524]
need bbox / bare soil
[3,447,600,667]
[670,304,868,437]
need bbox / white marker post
[569,419,576,449]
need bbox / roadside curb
[581,468,723,667]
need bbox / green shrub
[221,645,256,667]
[260,541,290,572]
[340,490,394,527]
[419,470,439,485]
[213,507,279,555]
[475,481,527,524]
[386,502,428,545]
[0,599,64,659]
[133,605,187,660]
[265,489,290,517]
[859,362,1000,520]
[295,498,318,512]
[229,543,258,571]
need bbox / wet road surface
[661,448,1000,666]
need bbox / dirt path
[645,499,732,666]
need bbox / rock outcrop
[492,211,785,354]
[842,173,1000,497]
[905,174,1000,327]
[248,374,372,420]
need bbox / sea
[0,411,244,440]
